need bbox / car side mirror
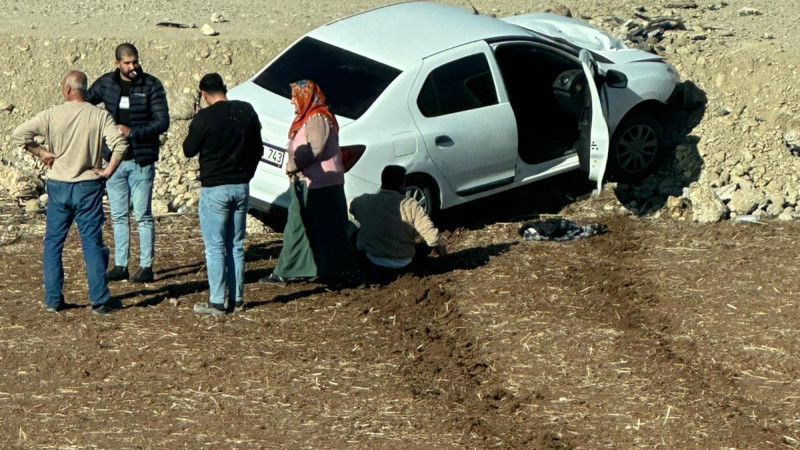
[605,69,628,88]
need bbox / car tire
[607,114,665,181]
[404,179,439,217]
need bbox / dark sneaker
[193,301,226,316]
[132,267,154,283]
[259,273,286,284]
[92,302,122,315]
[259,273,310,285]
[45,304,63,313]
[106,266,129,281]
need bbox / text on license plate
[264,146,285,168]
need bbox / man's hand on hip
[25,144,56,168]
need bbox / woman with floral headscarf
[261,80,360,288]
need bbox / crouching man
[183,73,263,315]
[349,165,446,284]
[12,70,128,314]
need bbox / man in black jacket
[87,43,169,283]
[183,73,263,315]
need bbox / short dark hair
[115,43,138,61]
[381,165,406,190]
[199,73,227,95]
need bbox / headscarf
[288,80,339,139]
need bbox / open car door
[577,49,610,193]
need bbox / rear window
[253,37,401,120]
[417,53,498,118]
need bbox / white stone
[201,24,218,36]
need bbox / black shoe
[132,267,154,283]
[259,273,311,285]
[92,302,122,315]
[44,304,64,313]
[106,266,129,281]
[259,273,287,284]
[193,301,227,316]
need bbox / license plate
[264,146,285,168]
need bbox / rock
[765,195,785,217]
[0,165,40,199]
[715,183,738,201]
[24,199,40,213]
[168,92,198,121]
[544,3,571,17]
[784,130,800,155]
[211,12,228,23]
[201,24,218,36]
[737,8,761,16]
[168,197,185,212]
[246,216,271,235]
[714,106,731,117]
[690,184,728,223]
[778,207,796,221]
[727,187,765,215]
[666,195,690,219]
[152,199,169,216]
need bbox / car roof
[307,1,531,70]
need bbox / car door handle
[434,135,454,148]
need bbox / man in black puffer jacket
[87,42,169,283]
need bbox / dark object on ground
[519,218,607,241]
[107,265,129,281]
[132,266,154,283]
[155,21,196,28]
[193,301,226,316]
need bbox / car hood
[502,13,667,65]
[502,13,626,51]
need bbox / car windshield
[253,37,401,120]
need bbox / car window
[417,53,498,118]
[253,37,401,120]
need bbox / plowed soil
[2,184,799,449]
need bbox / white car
[229,1,680,225]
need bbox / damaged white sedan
[229,1,681,222]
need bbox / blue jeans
[44,179,111,307]
[199,184,249,306]
[106,159,155,268]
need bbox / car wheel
[608,114,665,181]
[404,179,439,216]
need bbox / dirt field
[1,181,799,448]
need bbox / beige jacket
[350,189,440,260]
[12,102,127,182]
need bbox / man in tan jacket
[12,70,128,314]
[349,165,446,284]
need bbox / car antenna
[466,0,480,15]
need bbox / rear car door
[409,41,518,197]
[577,49,610,192]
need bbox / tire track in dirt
[571,217,784,445]
[369,276,550,449]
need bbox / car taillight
[340,145,366,172]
